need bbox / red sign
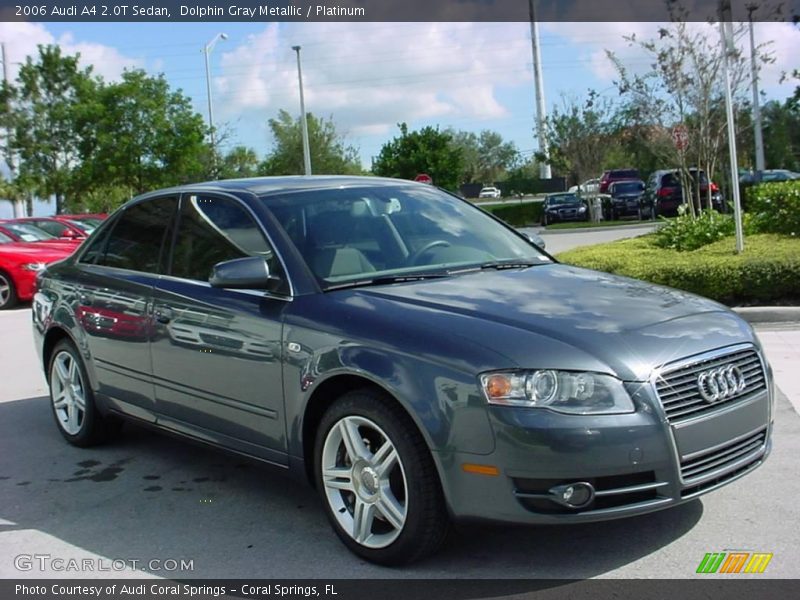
[414,173,433,184]
[672,124,689,151]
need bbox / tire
[314,389,449,565]
[0,270,18,310]
[48,340,122,447]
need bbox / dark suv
[599,168,640,194]
[607,179,647,220]
[32,176,773,565]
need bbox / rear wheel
[48,340,121,447]
[0,270,18,310]
[314,389,449,565]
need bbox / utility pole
[203,32,227,177]
[292,45,312,176]
[747,4,765,172]
[529,0,551,179]
[719,1,744,253]
[1,42,22,218]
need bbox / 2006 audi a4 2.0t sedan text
[32,176,774,565]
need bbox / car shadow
[0,396,702,580]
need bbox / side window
[34,220,68,237]
[171,194,280,282]
[94,197,177,273]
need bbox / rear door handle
[154,306,174,324]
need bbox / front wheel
[0,270,18,310]
[314,389,449,565]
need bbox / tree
[79,69,209,198]
[539,91,621,185]
[261,110,361,175]
[219,146,261,179]
[447,129,519,184]
[10,45,96,213]
[607,5,766,213]
[372,123,463,191]
[761,99,800,171]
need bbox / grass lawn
[556,233,800,305]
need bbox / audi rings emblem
[696,365,746,403]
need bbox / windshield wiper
[478,260,543,271]
[324,272,451,291]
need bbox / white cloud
[0,22,142,81]
[214,22,532,142]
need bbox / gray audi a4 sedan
[32,176,773,565]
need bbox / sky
[0,20,798,218]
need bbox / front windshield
[4,223,57,242]
[264,184,549,287]
[67,219,96,233]
[546,194,578,205]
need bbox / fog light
[549,482,594,508]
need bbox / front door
[150,193,289,464]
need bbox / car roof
[134,175,421,202]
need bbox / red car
[0,232,74,309]
[52,213,107,232]
[10,217,91,240]
[0,221,82,251]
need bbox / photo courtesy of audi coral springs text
[32,176,774,565]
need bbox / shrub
[557,234,800,304]
[652,209,756,252]
[483,202,543,227]
[747,180,800,236]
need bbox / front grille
[680,428,767,485]
[655,348,766,422]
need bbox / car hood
[0,242,74,260]
[612,193,642,201]
[348,264,756,381]
[546,202,583,209]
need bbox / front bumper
[438,355,773,524]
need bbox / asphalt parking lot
[1,305,798,580]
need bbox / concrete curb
[733,306,800,324]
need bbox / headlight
[22,262,47,272]
[578,206,587,212]
[479,370,634,414]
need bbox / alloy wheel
[321,415,408,549]
[0,273,11,308]
[50,350,87,436]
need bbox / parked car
[0,221,82,250]
[599,168,640,194]
[33,176,774,565]
[478,186,502,199]
[0,233,73,309]
[644,169,722,217]
[53,213,107,233]
[11,217,89,240]
[568,178,601,195]
[541,192,589,225]
[739,169,800,184]
[607,179,646,220]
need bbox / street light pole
[529,0,551,180]
[292,45,312,176]
[747,5,765,172]
[203,32,227,175]
[718,2,744,253]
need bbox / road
[0,304,798,580]
[520,224,659,255]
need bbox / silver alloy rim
[50,350,86,436]
[0,274,10,307]
[321,415,408,549]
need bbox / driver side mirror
[209,256,284,292]
[60,229,79,239]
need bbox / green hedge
[483,202,543,226]
[557,234,800,305]
[747,180,800,236]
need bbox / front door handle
[154,306,174,324]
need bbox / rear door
[150,192,289,464]
[73,196,178,421]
